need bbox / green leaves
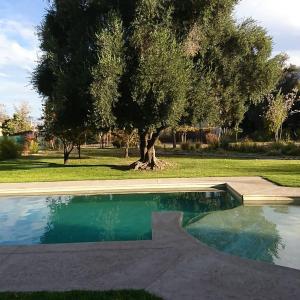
[91,12,125,129]
[189,10,283,129]
[131,1,191,129]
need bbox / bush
[228,141,265,153]
[155,139,164,149]
[249,131,272,142]
[219,135,234,149]
[227,141,300,156]
[28,140,39,154]
[0,138,22,160]
[181,142,191,151]
[206,133,219,149]
[112,139,125,148]
[195,142,202,150]
[273,142,300,156]
[180,142,202,151]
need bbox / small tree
[0,104,8,124]
[113,128,138,158]
[265,89,298,141]
[2,102,32,136]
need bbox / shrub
[227,141,300,156]
[155,139,164,149]
[28,140,39,154]
[0,138,22,160]
[266,149,282,156]
[195,142,202,150]
[112,139,124,148]
[249,131,272,142]
[206,133,219,149]
[181,142,191,151]
[285,146,300,156]
[219,135,234,149]
[273,142,300,156]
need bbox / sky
[0,0,300,120]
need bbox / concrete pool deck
[0,212,299,300]
[0,176,300,205]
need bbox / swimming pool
[0,191,299,270]
[0,191,237,245]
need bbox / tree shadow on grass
[61,164,131,171]
[0,160,131,172]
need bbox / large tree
[34,0,283,166]
[33,0,104,164]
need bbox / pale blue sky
[0,0,299,119]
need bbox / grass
[0,148,299,187]
[0,290,162,300]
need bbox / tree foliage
[91,12,125,130]
[265,89,299,141]
[2,103,32,136]
[187,16,284,130]
[32,0,101,163]
[0,104,8,124]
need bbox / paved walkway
[0,212,299,300]
[0,177,300,204]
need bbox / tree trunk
[235,126,238,142]
[139,132,148,161]
[124,141,129,158]
[106,132,109,147]
[77,144,81,159]
[131,128,167,170]
[279,124,283,141]
[101,135,105,148]
[50,139,54,150]
[98,133,102,149]
[172,129,177,149]
[63,142,74,165]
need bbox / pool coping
[0,212,299,300]
[0,177,300,205]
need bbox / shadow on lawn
[0,160,131,172]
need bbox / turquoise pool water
[186,205,300,270]
[0,191,237,245]
[1,192,299,270]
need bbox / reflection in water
[186,205,300,270]
[40,192,238,243]
[0,196,50,245]
[0,191,239,245]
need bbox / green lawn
[0,148,299,187]
[0,290,162,300]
